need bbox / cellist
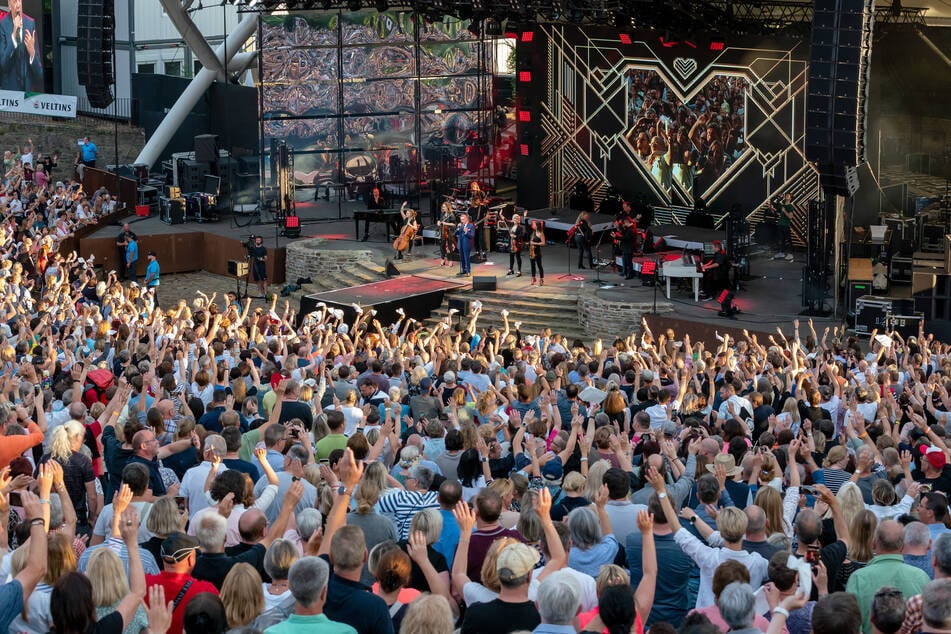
[393,202,418,260]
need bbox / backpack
[84,368,115,406]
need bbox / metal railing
[76,95,138,123]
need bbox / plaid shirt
[899,593,922,634]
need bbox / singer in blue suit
[0,0,43,92]
[455,213,475,277]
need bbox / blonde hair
[596,564,630,594]
[220,563,265,629]
[409,508,443,545]
[562,471,587,493]
[837,482,866,528]
[355,462,387,514]
[847,509,877,563]
[147,496,183,537]
[49,420,85,461]
[584,460,611,501]
[480,536,520,592]
[399,594,455,634]
[754,486,786,535]
[488,478,515,503]
[87,548,129,606]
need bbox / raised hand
[339,448,364,489]
[407,530,429,563]
[113,483,133,516]
[535,486,552,518]
[453,500,476,534]
[119,506,140,543]
[636,509,654,533]
[146,585,174,634]
[644,465,666,493]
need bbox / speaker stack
[178,160,208,193]
[77,0,115,109]
[805,0,873,197]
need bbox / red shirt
[146,571,219,634]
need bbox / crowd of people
[627,70,748,196]
[3,138,951,634]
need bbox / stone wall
[577,287,673,338]
[285,238,375,282]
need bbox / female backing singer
[506,213,526,277]
[437,201,456,267]
[573,211,594,269]
[529,220,545,286]
[393,202,417,260]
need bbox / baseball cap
[161,532,199,563]
[496,542,540,582]
[922,445,947,469]
[419,376,432,390]
[541,458,564,484]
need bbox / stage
[522,207,614,233]
[299,275,468,325]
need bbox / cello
[393,203,418,256]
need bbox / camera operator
[248,235,268,298]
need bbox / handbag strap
[172,579,194,612]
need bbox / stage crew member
[506,213,526,277]
[438,201,456,267]
[529,220,546,286]
[573,211,594,269]
[700,239,730,300]
[455,213,475,277]
[249,235,268,298]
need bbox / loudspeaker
[820,164,860,197]
[77,0,115,109]
[159,197,185,225]
[805,0,873,167]
[178,160,208,193]
[385,260,401,277]
[195,134,219,163]
[447,298,470,316]
[472,276,496,291]
[227,260,249,277]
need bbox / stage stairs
[425,286,591,343]
[285,260,387,304]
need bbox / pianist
[699,240,730,301]
[361,186,389,242]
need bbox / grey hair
[17,380,33,398]
[263,539,300,581]
[935,534,951,576]
[296,508,322,542]
[287,443,311,464]
[718,582,756,630]
[288,556,330,608]
[566,506,602,550]
[536,570,581,625]
[922,579,951,631]
[196,512,228,552]
[904,522,932,550]
[49,493,64,528]
[204,434,226,458]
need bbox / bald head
[700,438,721,458]
[875,519,904,554]
[745,505,767,536]
[238,508,267,543]
[157,398,176,419]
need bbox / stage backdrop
[517,26,819,240]
[258,11,493,198]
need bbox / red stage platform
[299,275,467,325]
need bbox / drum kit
[437,187,520,256]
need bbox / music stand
[559,233,584,281]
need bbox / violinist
[469,184,487,257]
[437,201,456,267]
[506,213,526,277]
[618,216,637,280]
[393,202,417,260]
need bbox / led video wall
[518,25,820,230]
[259,11,493,195]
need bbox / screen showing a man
[0,0,43,93]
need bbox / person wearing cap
[145,532,219,634]
[916,445,951,495]
[408,376,440,422]
[459,541,541,633]
[144,250,160,301]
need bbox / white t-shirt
[93,500,153,543]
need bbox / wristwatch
[291,476,300,482]
[337,485,351,496]
[658,492,667,499]
[688,515,698,524]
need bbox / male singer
[0,0,43,92]
[455,212,475,277]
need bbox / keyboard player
[361,186,390,242]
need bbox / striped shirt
[375,490,439,540]
[77,537,161,576]
[814,467,851,494]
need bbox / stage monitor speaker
[385,260,400,277]
[227,260,249,277]
[447,298,470,316]
[195,134,219,163]
[77,0,115,109]
[472,276,496,291]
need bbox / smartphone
[174,496,187,513]
[800,485,816,495]
[319,459,330,466]
[8,492,21,507]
